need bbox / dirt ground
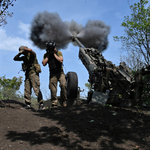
[0,99,150,150]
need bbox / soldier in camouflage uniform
[13,46,44,110]
[42,41,67,107]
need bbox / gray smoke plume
[77,20,110,50]
[65,20,84,37]
[30,11,72,50]
[30,11,110,51]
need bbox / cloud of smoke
[30,11,72,50]
[65,19,84,37]
[77,20,110,50]
[30,11,110,51]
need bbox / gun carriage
[71,36,150,106]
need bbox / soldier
[13,46,44,110]
[42,41,67,107]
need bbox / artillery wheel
[66,72,78,106]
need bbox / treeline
[0,75,23,100]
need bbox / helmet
[46,41,56,49]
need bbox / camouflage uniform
[43,51,67,106]
[15,52,43,105]
[24,72,43,105]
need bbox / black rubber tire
[66,72,78,99]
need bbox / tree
[0,75,23,99]
[120,50,143,71]
[0,0,16,26]
[85,83,91,90]
[114,0,150,70]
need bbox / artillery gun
[72,36,150,106]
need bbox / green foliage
[0,0,16,26]
[114,0,150,68]
[85,83,91,90]
[0,75,23,100]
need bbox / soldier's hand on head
[24,47,32,51]
[24,47,28,51]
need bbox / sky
[0,0,140,100]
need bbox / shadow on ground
[1,99,150,150]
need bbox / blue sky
[0,0,139,100]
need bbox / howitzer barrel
[72,36,97,73]
[72,36,85,48]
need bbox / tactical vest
[22,53,39,75]
[48,51,63,76]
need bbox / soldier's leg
[59,73,67,105]
[49,75,58,106]
[30,73,43,104]
[24,77,32,105]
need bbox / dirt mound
[0,99,150,150]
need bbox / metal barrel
[72,36,97,72]
[72,36,85,48]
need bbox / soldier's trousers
[49,72,67,105]
[24,72,43,105]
